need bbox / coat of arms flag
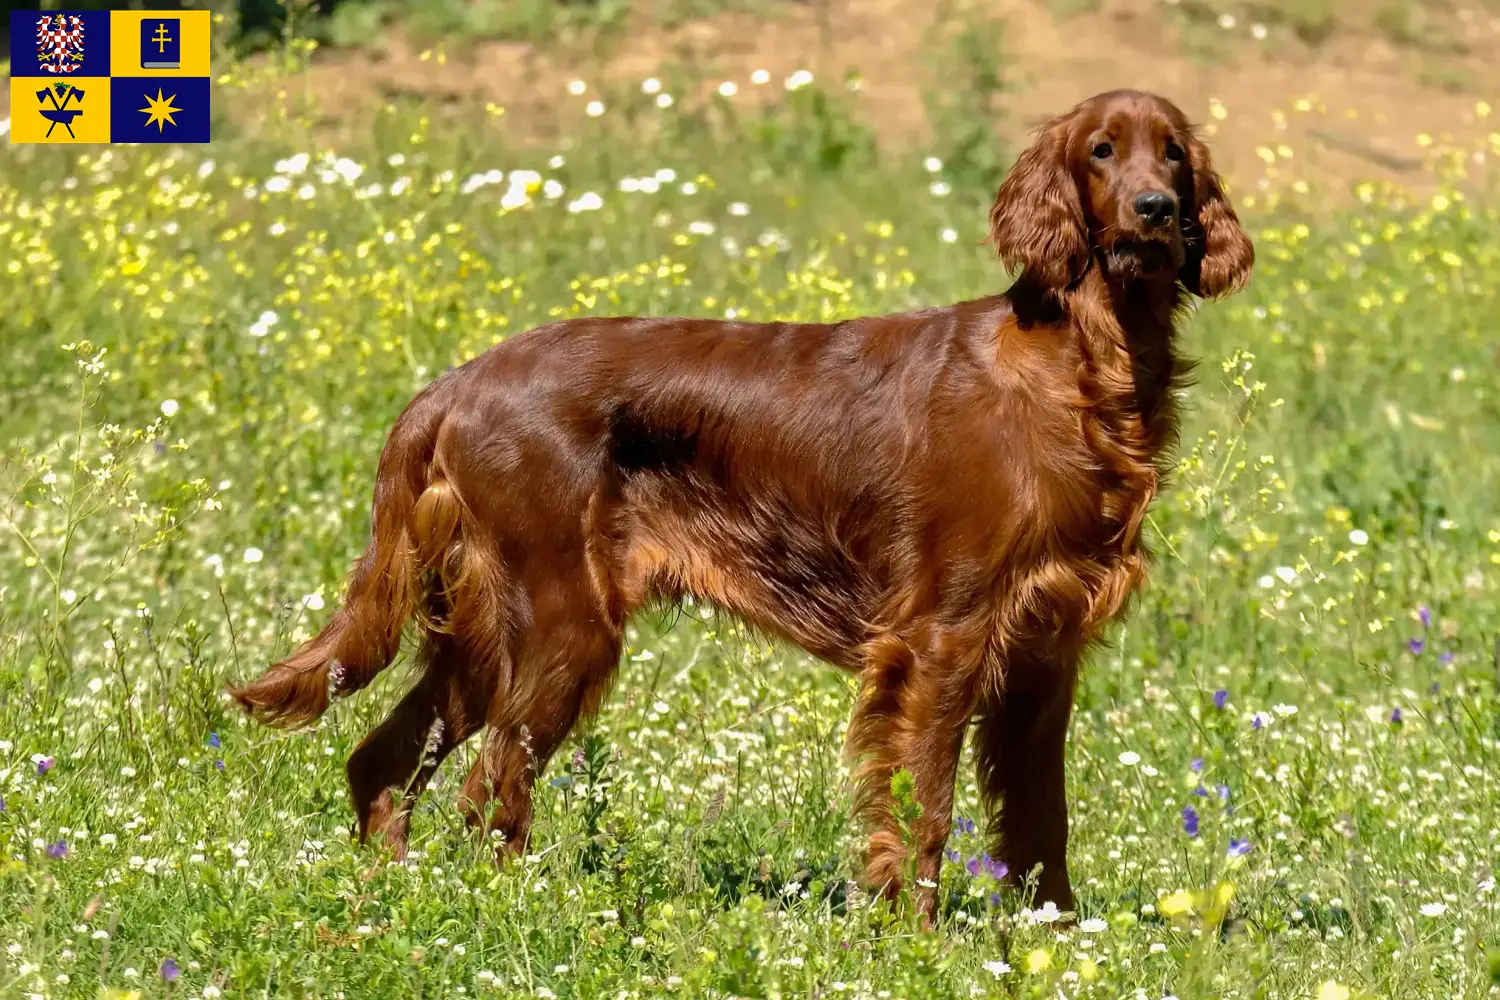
[9,9,211,144]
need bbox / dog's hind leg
[345,636,495,857]
[463,581,624,859]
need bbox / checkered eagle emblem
[34,13,86,75]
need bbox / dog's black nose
[1134,191,1176,227]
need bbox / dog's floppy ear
[1180,133,1254,299]
[988,115,1089,290]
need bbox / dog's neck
[1008,267,1186,460]
[1090,267,1185,457]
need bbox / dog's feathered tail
[228,379,462,728]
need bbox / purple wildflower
[1439,651,1455,667]
[47,839,68,859]
[1217,784,1234,814]
[1408,637,1425,656]
[1430,681,1441,694]
[207,732,221,749]
[1418,605,1431,629]
[0,796,5,811]
[945,848,960,863]
[1226,837,1252,859]
[161,958,180,982]
[1192,784,1208,797]
[1190,757,1204,773]
[36,757,54,777]
[1390,707,1403,724]
[1182,805,1200,838]
[214,759,225,771]
[1251,715,1263,730]
[1213,689,1229,710]
[958,816,976,835]
[959,852,1010,883]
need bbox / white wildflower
[1029,900,1063,923]
[568,192,603,213]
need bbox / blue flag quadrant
[10,10,112,77]
[110,76,210,143]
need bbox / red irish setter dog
[233,89,1252,917]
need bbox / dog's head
[988,89,1254,299]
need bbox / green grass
[4,38,1500,1000]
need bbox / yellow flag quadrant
[109,10,211,77]
[9,76,112,144]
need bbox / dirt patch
[272,0,1500,197]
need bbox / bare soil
[280,0,1500,197]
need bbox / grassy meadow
[4,28,1500,1000]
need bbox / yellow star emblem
[138,88,181,132]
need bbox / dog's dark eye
[1165,141,1185,162]
[1092,142,1113,160]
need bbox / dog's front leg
[848,628,980,923]
[972,657,1078,915]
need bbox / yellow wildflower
[1159,890,1195,917]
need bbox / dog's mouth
[1109,238,1184,277]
